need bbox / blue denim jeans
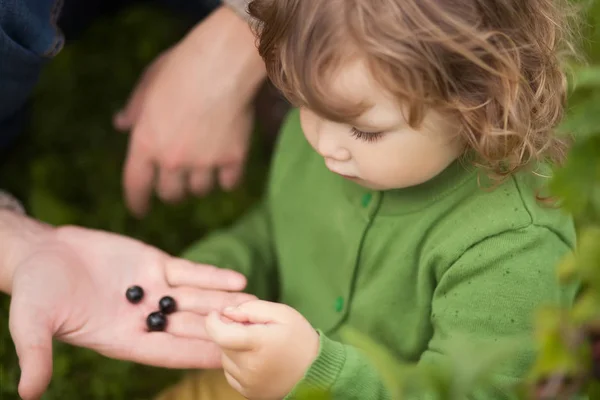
[0,0,221,150]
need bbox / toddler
[158,0,580,399]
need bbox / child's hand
[206,300,320,400]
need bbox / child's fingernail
[224,306,237,313]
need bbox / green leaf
[564,226,600,289]
[557,251,578,283]
[445,338,522,398]
[550,136,600,222]
[558,92,600,140]
[587,380,600,399]
[570,66,600,90]
[340,327,522,400]
[570,290,600,326]
[339,327,405,398]
[527,307,591,395]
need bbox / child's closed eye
[350,127,384,143]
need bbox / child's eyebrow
[348,118,381,130]
[347,108,403,131]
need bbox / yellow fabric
[155,369,245,400]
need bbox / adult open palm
[8,224,254,400]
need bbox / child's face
[299,60,465,191]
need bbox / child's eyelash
[350,128,384,143]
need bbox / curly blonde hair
[248,0,581,179]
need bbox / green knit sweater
[182,108,577,399]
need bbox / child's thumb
[206,311,254,351]
[9,309,53,400]
[222,300,289,325]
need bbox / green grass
[0,6,270,399]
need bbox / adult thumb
[113,65,154,133]
[113,110,133,132]
[9,307,54,400]
[112,87,143,132]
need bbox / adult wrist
[185,5,267,98]
[0,189,26,215]
[0,208,53,294]
[221,0,253,24]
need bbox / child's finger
[221,307,251,324]
[222,299,291,324]
[221,353,243,382]
[220,314,236,323]
[166,287,257,315]
[224,371,244,396]
[205,311,255,351]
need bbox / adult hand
[1,211,255,400]
[114,6,267,218]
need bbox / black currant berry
[125,285,144,304]
[159,296,177,314]
[146,311,167,332]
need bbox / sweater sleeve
[285,225,577,400]
[180,199,278,301]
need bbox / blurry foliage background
[0,0,600,399]
[0,5,269,400]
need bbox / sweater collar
[340,158,478,216]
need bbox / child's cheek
[299,108,318,146]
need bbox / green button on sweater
[182,109,578,399]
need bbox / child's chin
[341,174,409,191]
[357,179,417,191]
[355,179,388,191]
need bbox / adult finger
[127,334,223,369]
[156,167,187,204]
[9,305,54,400]
[165,259,247,291]
[218,163,244,192]
[189,168,214,197]
[165,312,208,339]
[205,311,255,351]
[114,49,170,132]
[170,287,256,315]
[123,140,155,218]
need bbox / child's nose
[316,133,351,161]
